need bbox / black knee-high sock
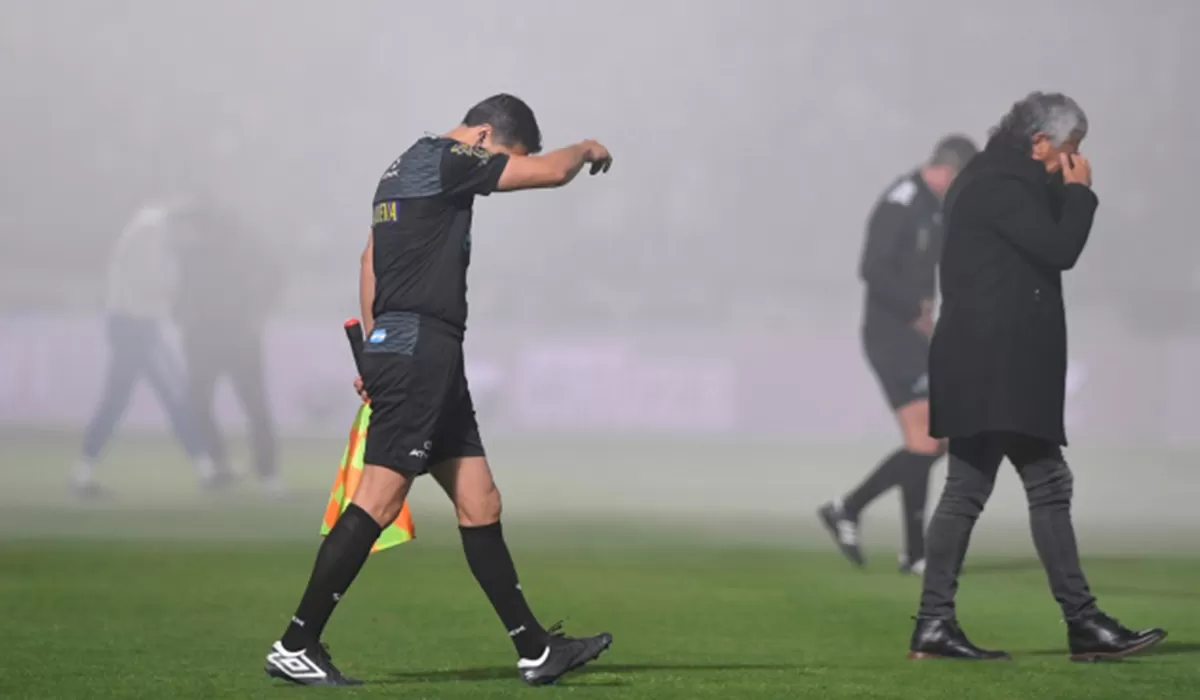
[899,453,939,560]
[460,522,549,660]
[843,449,911,519]
[281,503,381,650]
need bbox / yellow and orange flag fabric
[320,402,415,552]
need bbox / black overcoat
[929,141,1098,446]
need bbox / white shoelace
[836,520,859,545]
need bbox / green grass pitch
[1,434,1198,699]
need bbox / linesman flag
[320,319,415,552]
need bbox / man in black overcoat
[908,93,1167,662]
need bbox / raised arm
[495,140,611,192]
[443,140,612,196]
[979,176,1098,271]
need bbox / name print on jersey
[449,142,495,163]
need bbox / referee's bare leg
[431,455,613,685]
[265,456,610,687]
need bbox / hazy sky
[1,0,1196,320]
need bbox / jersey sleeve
[859,200,925,320]
[440,143,510,197]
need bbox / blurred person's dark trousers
[181,324,277,480]
[81,315,208,462]
[918,431,1099,621]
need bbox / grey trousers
[917,431,1099,621]
[82,315,208,462]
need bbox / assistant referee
[820,135,977,575]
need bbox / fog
[1,0,1198,551]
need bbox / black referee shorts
[360,312,484,476]
[862,320,931,411]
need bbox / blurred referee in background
[819,135,977,574]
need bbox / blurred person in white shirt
[74,201,215,496]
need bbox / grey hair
[988,92,1088,151]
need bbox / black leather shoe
[908,618,1011,661]
[1068,613,1167,662]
